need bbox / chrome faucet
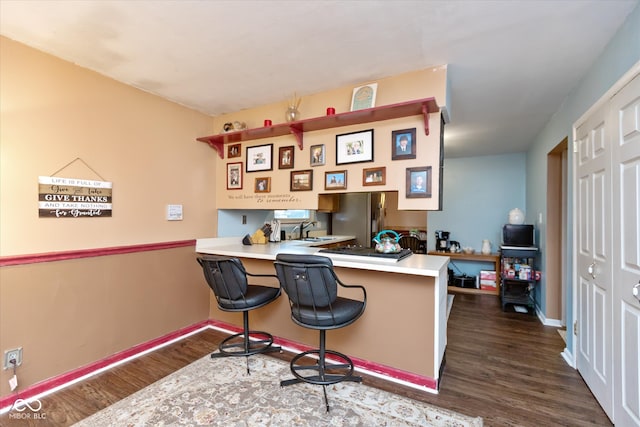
[294,220,316,240]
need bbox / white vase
[509,208,525,224]
[481,239,491,255]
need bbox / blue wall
[217,209,272,238]
[428,152,527,255]
[526,5,639,354]
[217,209,331,239]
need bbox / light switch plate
[166,204,183,221]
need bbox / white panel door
[575,101,614,419]
[612,73,640,427]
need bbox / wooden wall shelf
[197,97,440,159]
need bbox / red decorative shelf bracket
[289,124,304,150]
[421,103,430,136]
[207,140,225,159]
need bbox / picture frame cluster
[224,125,430,198]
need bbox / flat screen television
[502,224,534,247]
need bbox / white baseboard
[561,347,576,369]
[535,305,564,327]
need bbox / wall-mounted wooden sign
[38,176,112,218]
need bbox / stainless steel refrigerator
[331,192,386,247]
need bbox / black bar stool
[197,255,282,374]
[274,253,367,412]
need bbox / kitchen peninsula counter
[195,237,449,391]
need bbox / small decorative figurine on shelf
[222,121,247,133]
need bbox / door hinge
[573,321,578,336]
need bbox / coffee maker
[435,230,450,252]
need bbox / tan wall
[209,67,447,211]
[0,247,210,396]
[0,37,215,396]
[0,36,217,256]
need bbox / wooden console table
[428,251,500,296]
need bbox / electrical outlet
[3,347,23,370]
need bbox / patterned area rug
[74,354,482,426]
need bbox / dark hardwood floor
[0,293,611,426]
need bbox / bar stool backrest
[274,254,337,309]
[198,255,248,302]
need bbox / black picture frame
[406,166,432,198]
[336,129,374,165]
[246,144,273,173]
[391,128,417,160]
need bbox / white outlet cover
[3,347,23,370]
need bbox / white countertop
[196,236,448,278]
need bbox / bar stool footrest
[282,349,361,386]
[211,331,280,358]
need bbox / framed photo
[278,146,295,169]
[254,177,271,193]
[227,144,241,158]
[290,170,313,191]
[336,129,374,165]
[363,167,386,186]
[325,170,347,190]
[246,144,273,173]
[350,83,378,111]
[310,144,325,166]
[406,166,432,198]
[391,128,417,160]
[227,162,242,190]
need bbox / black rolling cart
[500,246,538,312]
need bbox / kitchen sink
[299,237,334,241]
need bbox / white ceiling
[1,0,637,158]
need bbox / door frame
[546,138,568,324]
